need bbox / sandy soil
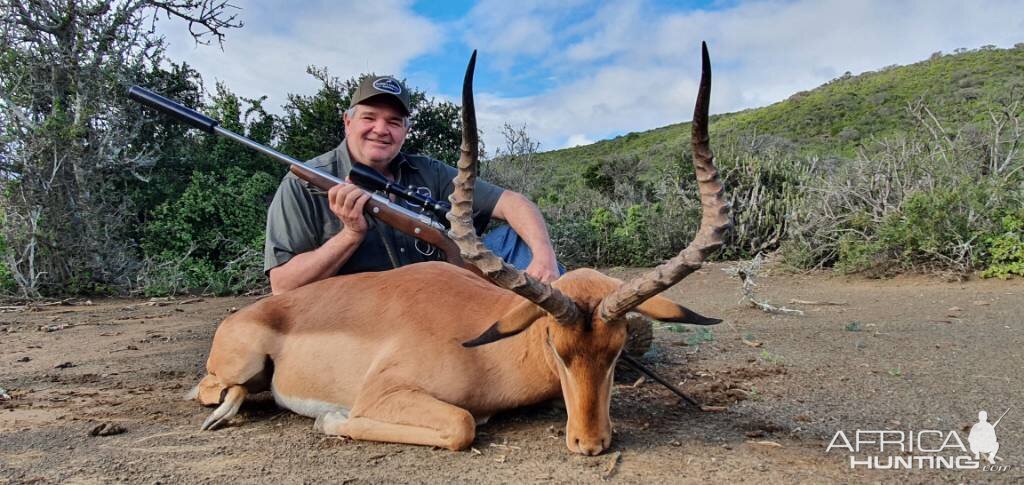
[2,262,1022,484]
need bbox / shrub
[715,136,810,259]
[801,179,1008,276]
[140,168,277,295]
[882,190,979,266]
[981,209,1024,278]
[548,192,700,268]
[835,236,887,275]
[0,235,15,294]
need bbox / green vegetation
[1,2,1021,297]
[981,209,1024,278]
[140,168,277,295]
[758,350,784,365]
[516,44,1024,277]
[686,328,715,346]
[0,1,463,297]
[663,323,690,333]
[0,231,15,294]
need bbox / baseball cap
[350,75,412,116]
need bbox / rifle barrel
[993,407,1011,427]
[213,127,341,185]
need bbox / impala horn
[446,51,584,344]
[597,42,731,322]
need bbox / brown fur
[194,262,715,454]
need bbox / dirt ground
[2,262,1022,484]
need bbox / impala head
[448,44,730,456]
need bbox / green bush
[548,195,700,268]
[0,235,15,294]
[715,136,811,259]
[883,190,977,262]
[835,235,886,275]
[833,188,990,274]
[141,167,277,295]
[981,210,1024,278]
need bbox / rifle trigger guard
[414,239,436,257]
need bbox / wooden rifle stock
[127,85,477,274]
[286,164,476,273]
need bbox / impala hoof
[314,411,348,435]
[200,414,223,431]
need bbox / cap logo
[373,78,402,95]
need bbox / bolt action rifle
[127,86,473,273]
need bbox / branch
[147,0,242,47]
[12,0,61,35]
[723,253,804,316]
[0,86,37,130]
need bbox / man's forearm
[493,191,559,269]
[268,229,364,294]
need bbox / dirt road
[2,263,1021,483]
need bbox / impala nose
[570,435,610,456]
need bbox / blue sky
[159,0,1024,154]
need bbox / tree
[404,93,462,165]
[277,66,351,161]
[482,123,542,196]
[137,81,281,296]
[0,0,240,296]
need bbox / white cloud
[565,134,595,148]
[152,0,1024,156]
[477,63,701,153]
[459,0,588,69]
[157,0,443,110]
[473,0,1024,150]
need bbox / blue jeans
[482,225,566,275]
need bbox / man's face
[344,99,408,168]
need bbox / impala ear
[463,298,547,347]
[634,295,721,325]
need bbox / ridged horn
[597,42,731,322]
[446,51,583,326]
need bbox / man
[264,75,560,294]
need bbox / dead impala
[191,43,730,456]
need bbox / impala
[192,43,730,456]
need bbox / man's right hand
[270,181,369,295]
[328,180,371,237]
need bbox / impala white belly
[271,380,349,419]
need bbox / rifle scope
[348,163,452,222]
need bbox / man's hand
[525,253,560,283]
[493,191,561,284]
[328,180,371,237]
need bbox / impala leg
[200,385,247,430]
[316,389,476,451]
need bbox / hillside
[486,44,1023,276]
[537,44,1024,169]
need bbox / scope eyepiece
[349,163,451,223]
